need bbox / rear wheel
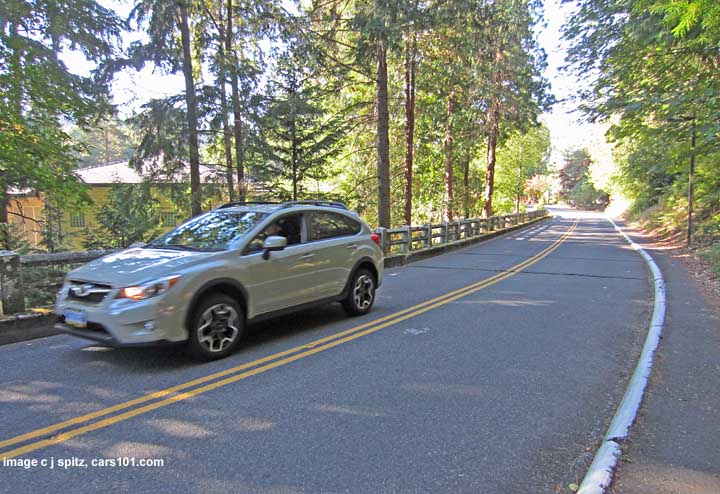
[342,268,376,316]
[187,294,244,361]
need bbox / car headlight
[118,275,181,301]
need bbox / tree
[306,0,403,227]
[68,117,138,167]
[494,125,551,213]
[82,183,162,249]
[0,0,122,226]
[39,196,68,253]
[565,0,720,240]
[402,0,419,225]
[558,148,609,210]
[128,0,203,216]
[258,43,349,200]
[477,0,551,218]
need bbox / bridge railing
[0,208,548,315]
[374,209,547,256]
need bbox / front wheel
[187,294,244,361]
[342,268,376,316]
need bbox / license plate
[64,309,87,328]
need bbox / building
[7,161,234,250]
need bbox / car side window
[309,212,361,241]
[245,214,304,254]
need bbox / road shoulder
[609,223,720,494]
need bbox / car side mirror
[262,236,287,260]
[129,241,148,249]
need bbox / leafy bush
[699,243,720,279]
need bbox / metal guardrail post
[0,251,25,315]
[442,223,449,243]
[375,227,388,255]
[404,225,412,253]
[424,224,432,248]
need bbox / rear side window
[310,212,361,241]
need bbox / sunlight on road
[545,205,608,221]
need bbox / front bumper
[54,321,177,347]
[55,293,189,347]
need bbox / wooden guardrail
[0,209,548,315]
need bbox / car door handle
[301,253,315,260]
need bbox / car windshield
[147,210,268,252]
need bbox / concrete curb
[383,216,549,269]
[0,312,58,346]
[577,216,667,494]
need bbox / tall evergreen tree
[128,0,203,216]
[258,42,349,200]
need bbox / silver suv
[54,201,384,360]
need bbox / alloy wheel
[196,303,240,353]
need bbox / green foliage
[307,0,551,225]
[558,148,610,211]
[256,41,349,200]
[569,181,610,211]
[699,243,720,279]
[39,196,69,253]
[494,125,551,213]
[82,183,163,249]
[565,0,719,239]
[0,0,122,212]
[3,0,560,256]
[0,222,32,253]
[68,117,138,167]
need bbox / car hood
[67,248,208,287]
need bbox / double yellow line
[0,219,577,460]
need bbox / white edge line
[577,216,667,494]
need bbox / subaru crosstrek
[54,201,384,360]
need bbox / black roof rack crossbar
[215,201,282,209]
[215,200,349,211]
[279,200,348,210]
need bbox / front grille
[67,280,112,304]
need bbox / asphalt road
[0,209,652,493]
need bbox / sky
[61,0,610,168]
[535,0,607,167]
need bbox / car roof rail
[280,200,349,210]
[215,201,282,209]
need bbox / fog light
[143,321,156,331]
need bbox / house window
[69,213,85,228]
[161,212,177,227]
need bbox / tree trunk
[376,36,391,228]
[515,141,524,214]
[218,5,235,201]
[483,100,500,218]
[291,112,298,201]
[444,95,454,222]
[227,0,245,201]
[0,195,8,225]
[178,1,202,217]
[403,30,416,226]
[463,149,470,218]
[483,46,505,218]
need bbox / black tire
[342,268,377,316]
[187,293,244,361]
